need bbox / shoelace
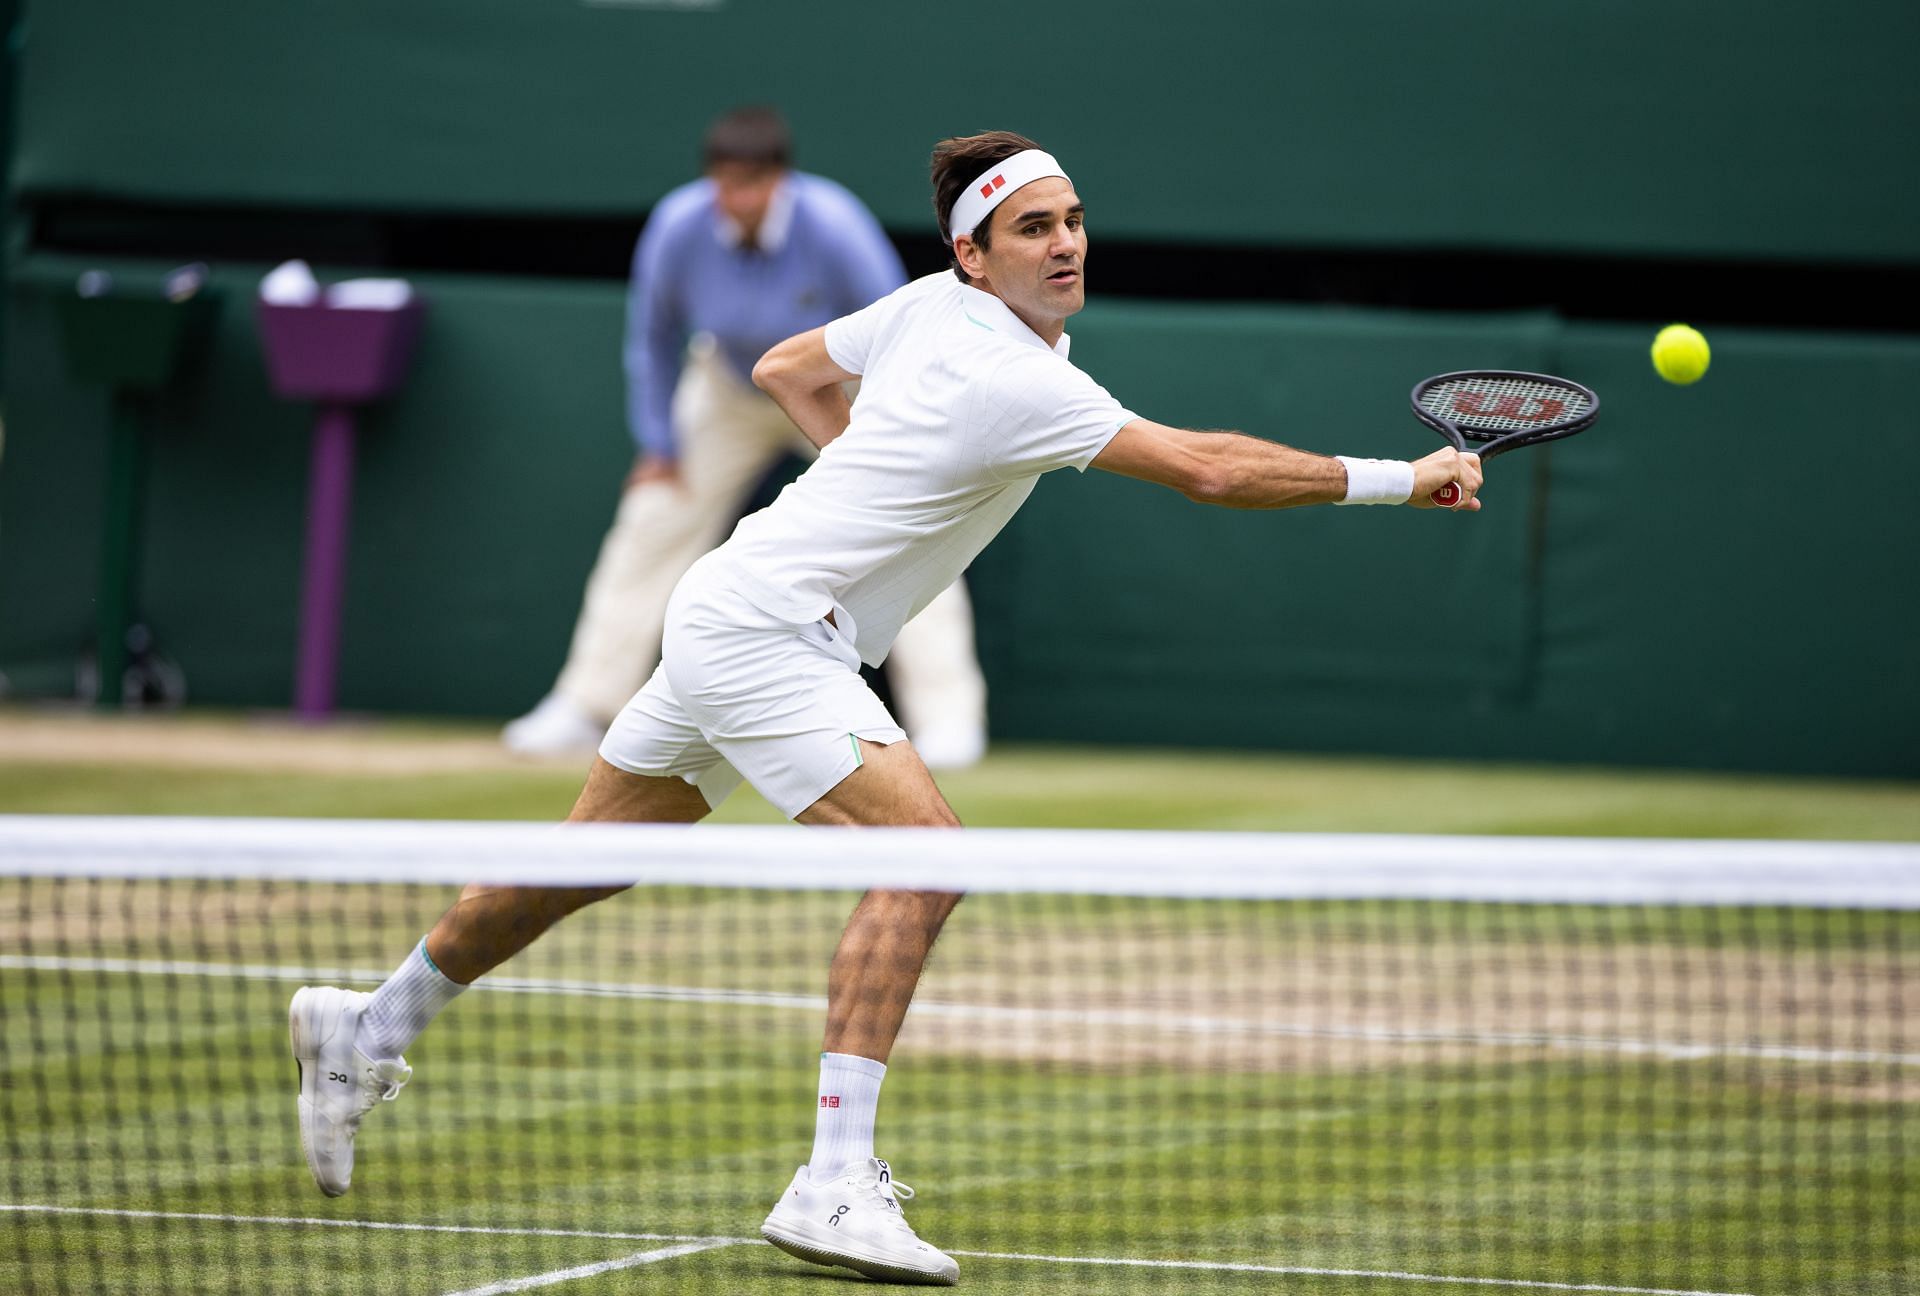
[850,1167,918,1230]
[354,1063,412,1115]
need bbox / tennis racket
[1412,370,1600,506]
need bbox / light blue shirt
[625,171,906,458]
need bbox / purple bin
[256,299,425,403]
[255,297,427,718]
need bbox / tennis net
[3,815,1915,1295]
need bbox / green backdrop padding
[980,315,1920,776]
[967,303,1563,719]
[1520,324,1920,774]
[3,256,1916,775]
[13,2,1920,264]
[0,257,630,713]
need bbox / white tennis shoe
[501,693,604,756]
[289,986,411,1197]
[762,1157,959,1286]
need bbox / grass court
[2,709,1915,1294]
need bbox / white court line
[947,1250,1759,1296]
[5,953,1915,1066]
[0,1202,750,1245]
[440,1238,739,1295]
[2,1204,1760,1296]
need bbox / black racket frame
[1409,369,1601,463]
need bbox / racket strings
[1419,377,1592,434]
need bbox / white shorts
[598,557,907,819]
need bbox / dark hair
[703,106,792,170]
[930,130,1044,282]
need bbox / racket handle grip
[1431,482,1461,507]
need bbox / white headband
[945,149,1071,245]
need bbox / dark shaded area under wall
[26,195,1919,335]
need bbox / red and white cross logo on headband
[950,151,1067,243]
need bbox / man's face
[708,160,783,238]
[965,177,1087,335]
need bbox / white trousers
[601,556,907,819]
[552,345,987,743]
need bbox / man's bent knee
[799,739,960,827]
[570,757,712,824]
[853,886,964,927]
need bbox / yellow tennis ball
[1652,324,1710,385]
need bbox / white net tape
[2,815,1915,907]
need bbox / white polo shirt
[711,271,1135,666]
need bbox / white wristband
[1334,456,1415,506]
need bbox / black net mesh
[2,831,1915,1296]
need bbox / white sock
[807,1052,887,1181]
[359,939,465,1061]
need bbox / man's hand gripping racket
[1411,371,1601,507]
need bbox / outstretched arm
[626,219,686,466]
[752,327,860,450]
[1090,418,1482,511]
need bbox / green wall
[5,2,1916,775]
[977,307,1920,776]
[13,1,1920,261]
[4,255,1915,776]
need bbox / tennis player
[290,130,1481,1285]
